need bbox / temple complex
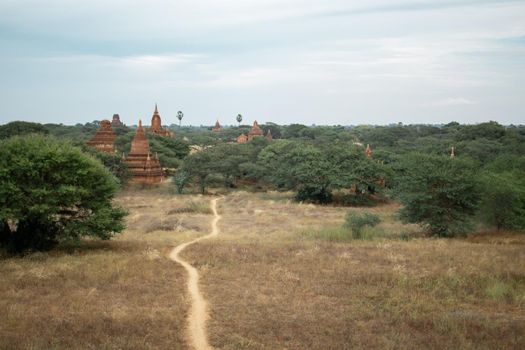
[237,133,248,144]
[124,119,164,183]
[111,114,123,127]
[86,119,117,153]
[212,120,221,132]
[149,104,172,137]
[247,120,264,140]
[265,129,273,140]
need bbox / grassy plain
[1,188,524,349]
[0,187,212,349]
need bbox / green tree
[0,135,127,253]
[478,171,525,230]
[172,170,191,194]
[394,154,480,237]
[0,121,48,139]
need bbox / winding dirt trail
[169,197,221,350]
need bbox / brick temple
[86,119,117,153]
[212,120,221,132]
[124,119,164,183]
[111,114,123,127]
[237,133,248,144]
[149,104,172,137]
[247,120,264,140]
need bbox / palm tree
[177,111,184,127]
[236,113,242,127]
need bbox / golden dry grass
[0,186,213,349]
[1,189,524,349]
[182,191,525,350]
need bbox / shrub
[344,212,381,239]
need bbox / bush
[0,135,127,253]
[344,212,381,239]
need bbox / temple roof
[248,120,263,136]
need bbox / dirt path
[169,197,221,350]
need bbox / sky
[0,0,524,126]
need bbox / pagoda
[212,120,221,132]
[149,104,172,137]
[237,133,248,144]
[86,120,116,153]
[265,129,273,140]
[365,144,372,158]
[124,119,164,183]
[247,120,264,140]
[111,114,123,127]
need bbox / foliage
[394,153,480,237]
[344,212,381,239]
[172,171,192,194]
[0,121,48,139]
[478,171,525,230]
[79,144,130,183]
[0,135,127,253]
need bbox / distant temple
[86,120,116,153]
[111,114,123,127]
[237,133,248,144]
[124,119,164,183]
[212,120,221,132]
[247,120,264,140]
[265,129,273,140]
[149,104,172,137]
[365,144,372,158]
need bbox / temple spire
[138,119,142,129]
[154,103,158,114]
[450,146,455,158]
[365,144,372,158]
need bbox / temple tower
[149,104,172,137]
[111,114,123,126]
[87,120,116,153]
[247,120,264,140]
[365,144,373,158]
[124,119,164,183]
[212,120,221,132]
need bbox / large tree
[394,153,480,237]
[0,136,127,253]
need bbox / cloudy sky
[1,0,524,126]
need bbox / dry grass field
[1,187,524,349]
[186,192,525,350]
[0,187,213,349]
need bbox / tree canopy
[0,135,127,253]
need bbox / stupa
[149,104,172,137]
[365,144,372,158]
[247,120,264,140]
[237,133,248,144]
[86,120,116,153]
[265,129,273,140]
[212,120,221,132]
[124,119,164,183]
[111,114,123,127]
